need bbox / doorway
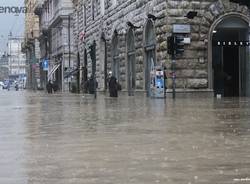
[84,49,88,80]
[212,17,249,97]
[112,31,120,81]
[127,28,136,96]
[144,20,156,97]
[101,34,107,90]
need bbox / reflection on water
[0,91,250,183]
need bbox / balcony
[34,0,44,15]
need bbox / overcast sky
[0,0,25,53]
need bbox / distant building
[72,0,250,97]
[7,37,27,81]
[35,0,76,92]
[0,53,8,66]
[0,53,9,80]
[22,0,41,90]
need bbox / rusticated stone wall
[72,0,249,91]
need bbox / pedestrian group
[47,72,121,97]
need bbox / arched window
[127,28,136,96]
[144,20,156,96]
[112,31,119,80]
[145,20,156,48]
[100,33,107,90]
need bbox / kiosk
[150,67,166,98]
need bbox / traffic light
[175,35,184,55]
[167,35,185,57]
[167,36,175,56]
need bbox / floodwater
[0,90,250,184]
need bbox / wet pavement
[0,90,250,184]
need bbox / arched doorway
[100,33,107,90]
[212,16,249,97]
[112,31,120,81]
[81,49,88,93]
[90,41,96,77]
[144,20,156,96]
[127,28,136,96]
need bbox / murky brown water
[0,90,250,183]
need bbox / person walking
[52,81,59,93]
[109,76,118,97]
[46,80,53,94]
[87,75,98,94]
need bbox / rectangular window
[92,0,95,20]
[84,4,86,26]
[112,0,117,8]
[100,0,105,15]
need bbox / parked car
[2,80,10,90]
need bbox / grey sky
[0,0,25,53]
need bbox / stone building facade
[72,0,250,97]
[35,0,76,92]
[8,37,27,80]
[0,54,9,81]
[22,0,41,90]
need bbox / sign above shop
[42,59,49,71]
[214,41,250,46]
[173,24,191,33]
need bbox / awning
[48,63,61,80]
[64,68,79,79]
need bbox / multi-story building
[72,0,250,97]
[0,53,9,81]
[35,0,76,92]
[22,0,41,90]
[8,36,27,81]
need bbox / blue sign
[43,59,49,71]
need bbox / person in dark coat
[88,75,98,94]
[52,81,59,92]
[109,76,118,97]
[46,80,53,94]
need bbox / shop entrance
[212,17,249,97]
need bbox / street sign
[214,41,250,46]
[173,24,191,33]
[43,59,49,71]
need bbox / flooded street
[0,90,250,184]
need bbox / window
[144,20,156,96]
[112,0,117,8]
[100,0,105,15]
[91,0,95,20]
[83,4,86,26]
